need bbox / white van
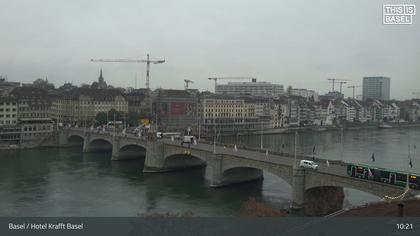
[299,160,318,170]
[181,135,195,145]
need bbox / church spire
[97,68,107,89]
[98,68,104,82]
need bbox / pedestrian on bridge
[312,145,316,161]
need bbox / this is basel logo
[383,4,416,24]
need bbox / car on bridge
[181,135,196,145]
[299,160,319,170]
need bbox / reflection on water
[1,127,418,216]
[0,148,277,216]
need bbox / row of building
[0,73,418,144]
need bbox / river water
[1,127,419,217]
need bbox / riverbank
[252,121,420,135]
[0,132,62,150]
[337,198,420,217]
[199,121,420,138]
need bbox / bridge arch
[85,137,113,153]
[303,171,408,199]
[163,153,207,171]
[218,166,265,186]
[120,143,147,151]
[67,134,84,146]
[220,162,293,187]
[118,143,147,160]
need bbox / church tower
[97,68,107,89]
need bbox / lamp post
[260,121,264,150]
[340,128,344,162]
[113,112,116,137]
[213,102,216,154]
[106,110,109,128]
[198,114,201,141]
[294,130,298,168]
[407,145,411,189]
[83,114,86,134]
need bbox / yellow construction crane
[91,54,165,90]
[348,85,361,98]
[208,77,256,91]
[327,78,351,93]
[184,79,194,90]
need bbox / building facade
[215,80,284,98]
[54,88,128,126]
[200,95,259,135]
[291,88,319,101]
[0,96,19,144]
[125,89,151,117]
[153,89,198,132]
[10,87,54,142]
[0,96,18,126]
[363,76,391,101]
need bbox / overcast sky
[0,0,419,99]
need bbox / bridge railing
[197,139,347,167]
[66,128,149,141]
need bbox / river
[1,127,419,216]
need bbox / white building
[320,101,336,126]
[215,79,284,98]
[290,88,319,101]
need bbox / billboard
[170,102,194,115]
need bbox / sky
[0,0,419,99]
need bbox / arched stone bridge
[59,129,420,215]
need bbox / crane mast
[327,78,350,93]
[348,85,361,98]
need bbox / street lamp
[340,128,344,162]
[407,145,411,189]
[198,114,201,141]
[260,120,264,150]
[294,131,298,168]
[113,112,116,137]
[213,102,216,154]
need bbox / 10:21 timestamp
[397,223,414,230]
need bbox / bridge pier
[205,155,224,187]
[82,133,91,152]
[58,130,69,146]
[291,167,305,215]
[304,186,344,216]
[111,138,120,161]
[143,142,166,172]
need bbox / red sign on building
[170,102,194,115]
